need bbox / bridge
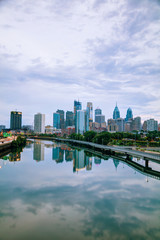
[55,138,160,162]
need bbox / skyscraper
[113,104,120,119]
[126,108,133,121]
[76,110,86,134]
[53,112,60,129]
[95,115,105,124]
[66,111,74,127]
[87,102,93,121]
[146,119,158,131]
[74,100,82,117]
[10,111,22,130]
[34,113,45,133]
[56,109,65,129]
[131,117,141,131]
[74,100,82,130]
[87,102,93,131]
[95,108,102,116]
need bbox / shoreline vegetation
[28,130,160,154]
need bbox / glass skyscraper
[10,111,22,130]
[53,113,60,129]
[56,110,65,129]
[113,104,120,119]
[66,111,74,127]
[76,110,86,134]
[125,108,133,121]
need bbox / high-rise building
[74,100,82,130]
[87,102,93,121]
[74,100,82,117]
[131,117,141,131]
[125,108,133,121]
[76,110,86,134]
[95,115,105,124]
[56,109,65,129]
[113,104,120,119]
[95,108,102,117]
[66,111,74,127]
[10,111,22,130]
[34,113,45,133]
[146,119,158,131]
[53,113,60,129]
[115,118,125,132]
[87,102,93,131]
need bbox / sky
[0,0,160,127]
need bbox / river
[0,139,160,240]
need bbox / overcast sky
[0,0,160,127]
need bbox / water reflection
[33,141,44,161]
[0,140,160,240]
[9,152,21,162]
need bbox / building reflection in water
[113,159,120,170]
[52,144,64,163]
[94,157,101,165]
[65,150,74,162]
[33,141,44,161]
[85,156,92,171]
[9,152,21,162]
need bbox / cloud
[0,0,160,126]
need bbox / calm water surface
[0,140,160,240]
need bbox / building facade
[113,104,120,119]
[66,111,74,127]
[53,113,60,129]
[34,113,45,133]
[10,111,22,130]
[56,110,65,129]
[146,119,158,131]
[125,108,133,121]
[76,110,86,134]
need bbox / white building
[34,113,45,133]
[146,119,158,131]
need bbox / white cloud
[0,0,160,126]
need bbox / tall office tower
[56,109,65,129]
[115,118,125,132]
[87,102,93,130]
[34,113,45,133]
[125,108,133,121]
[113,103,120,119]
[76,110,86,134]
[131,117,141,131]
[10,111,22,130]
[87,102,93,120]
[95,115,105,124]
[74,100,82,130]
[66,111,74,127]
[146,119,158,131]
[53,112,60,129]
[74,100,82,116]
[95,108,102,116]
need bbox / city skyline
[1,101,160,129]
[0,0,160,126]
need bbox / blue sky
[0,0,160,127]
